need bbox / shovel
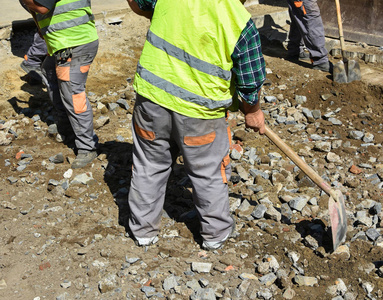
[333,0,361,83]
[264,125,347,251]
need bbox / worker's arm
[232,19,266,134]
[127,0,154,19]
[22,0,49,14]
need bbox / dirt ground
[0,9,383,300]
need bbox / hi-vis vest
[36,0,98,55]
[133,0,251,119]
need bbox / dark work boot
[287,51,311,62]
[313,61,333,73]
[72,150,98,169]
[20,60,43,84]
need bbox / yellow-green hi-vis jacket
[133,0,251,119]
[36,0,98,55]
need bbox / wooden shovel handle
[335,0,346,59]
[264,125,336,198]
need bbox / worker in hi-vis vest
[127,0,266,250]
[22,0,99,169]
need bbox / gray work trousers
[19,0,47,66]
[25,32,48,67]
[287,0,328,65]
[41,40,99,151]
[128,95,234,243]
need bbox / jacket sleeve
[231,19,266,105]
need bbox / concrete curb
[1,3,381,65]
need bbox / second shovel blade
[329,190,347,251]
[347,60,362,83]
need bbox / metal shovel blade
[346,59,362,83]
[333,59,361,83]
[328,190,347,251]
[333,60,348,83]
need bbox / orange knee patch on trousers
[72,92,87,114]
[80,65,90,73]
[56,65,70,81]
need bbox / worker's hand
[242,101,265,134]
[245,109,265,134]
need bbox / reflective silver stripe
[52,0,91,16]
[147,30,232,81]
[37,0,91,21]
[137,63,232,109]
[40,14,94,36]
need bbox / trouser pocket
[133,106,156,141]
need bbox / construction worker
[22,0,99,169]
[286,0,332,73]
[19,0,48,84]
[126,0,266,250]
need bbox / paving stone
[250,169,270,180]
[312,110,322,119]
[259,273,277,286]
[116,98,130,110]
[56,293,69,300]
[363,132,374,143]
[264,205,282,222]
[326,152,342,164]
[0,279,7,290]
[264,96,277,103]
[94,116,110,129]
[294,275,318,286]
[49,153,64,164]
[191,262,212,273]
[251,204,267,219]
[348,130,364,140]
[314,141,332,152]
[163,274,179,291]
[366,228,380,241]
[71,173,96,185]
[295,95,307,104]
[141,286,158,298]
[186,279,201,292]
[288,196,308,211]
[230,148,242,160]
[191,288,216,300]
[327,117,342,125]
[98,274,118,294]
[303,235,319,250]
[240,273,258,280]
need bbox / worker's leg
[55,40,99,153]
[19,0,47,68]
[20,32,48,83]
[41,55,74,140]
[302,0,328,65]
[128,95,174,244]
[286,0,328,65]
[174,114,233,246]
[24,32,48,67]
[287,1,304,57]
